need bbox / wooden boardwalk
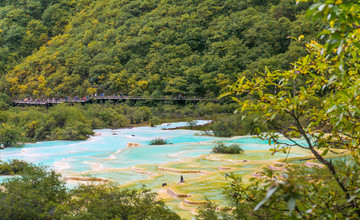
[13,96,218,106]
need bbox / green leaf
[218,92,232,99]
[353,42,360,49]
[270,113,277,121]
[258,90,263,98]
[231,97,242,104]
[321,148,329,156]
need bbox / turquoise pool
[0,121,308,184]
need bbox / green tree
[211,141,244,154]
[150,116,160,127]
[0,162,179,219]
[221,0,360,218]
[196,200,233,220]
[0,159,32,175]
[0,123,22,148]
[0,93,11,110]
[4,0,319,98]
[61,184,180,219]
[0,164,68,219]
[211,119,234,137]
[187,120,198,129]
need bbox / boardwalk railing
[13,96,218,105]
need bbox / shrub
[0,123,23,148]
[0,159,32,175]
[211,120,234,137]
[211,142,244,154]
[0,162,180,219]
[0,163,67,220]
[187,120,198,129]
[149,137,170,145]
[66,184,180,219]
[0,93,10,110]
[150,117,160,127]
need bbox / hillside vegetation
[0,101,253,145]
[0,0,322,98]
[0,0,87,76]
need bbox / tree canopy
[0,161,180,219]
[206,0,360,218]
[0,0,322,98]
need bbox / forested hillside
[1,0,322,98]
[0,0,88,76]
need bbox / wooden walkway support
[13,96,219,106]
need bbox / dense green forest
[2,0,359,219]
[199,0,360,218]
[0,0,323,143]
[0,0,322,98]
[0,100,266,146]
[0,161,180,219]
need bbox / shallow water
[0,120,283,179]
[0,120,312,219]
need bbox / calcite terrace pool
[0,121,313,218]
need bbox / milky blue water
[0,120,308,184]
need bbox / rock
[126,143,141,148]
[304,161,324,168]
[218,166,231,170]
[65,176,110,182]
